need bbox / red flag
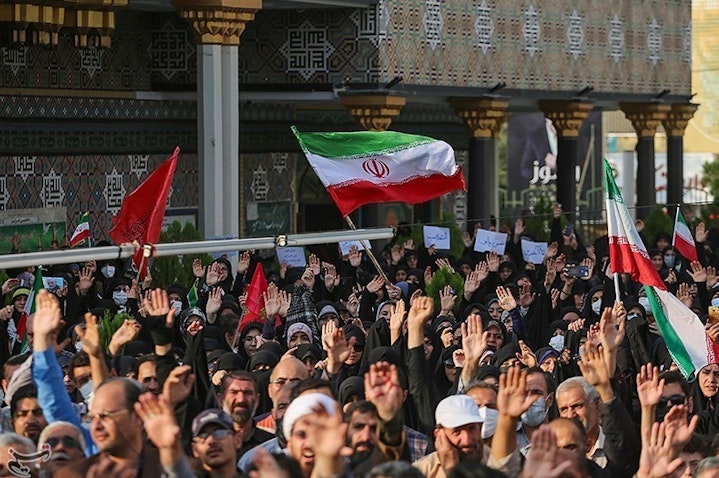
[109,147,179,278]
[238,264,268,333]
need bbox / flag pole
[344,215,391,284]
[613,272,621,302]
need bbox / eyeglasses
[270,377,302,387]
[85,409,130,423]
[45,436,82,450]
[658,394,687,409]
[14,408,44,419]
[195,428,233,442]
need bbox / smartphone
[564,265,589,278]
[42,277,65,293]
[564,223,575,237]
[709,307,719,325]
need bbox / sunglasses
[658,394,687,409]
[45,436,82,450]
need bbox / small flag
[17,269,43,354]
[239,265,268,333]
[673,208,698,262]
[109,147,179,279]
[187,278,199,308]
[604,159,718,380]
[69,212,90,248]
[292,127,465,217]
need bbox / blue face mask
[664,255,676,268]
[549,335,564,352]
[712,298,719,308]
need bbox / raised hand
[322,321,354,374]
[33,290,64,351]
[439,285,456,314]
[688,261,707,283]
[424,266,433,285]
[677,283,693,308]
[323,264,340,291]
[205,287,223,317]
[134,392,183,458]
[343,292,359,318]
[308,254,321,276]
[75,312,103,358]
[278,289,291,317]
[544,258,557,290]
[192,258,205,278]
[462,231,474,248]
[600,304,626,352]
[108,319,142,356]
[403,239,415,251]
[389,300,406,341]
[578,342,613,402]
[279,261,288,280]
[486,252,500,272]
[461,314,489,380]
[637,364,664,408]
[497,366,537,418]
[436,258,455,274]
[364,362,404,421]
[77,266,95,295]
[696,222,708,244]
[637,422,683,478]
[407,296,434,329]
[205,262,221,286]
[1,278,19,296]
[237,251,251,275]
[522,425,574,478]
[162,365,196,407]
[663,404,699,452]
[545,241,559,260]
[496,286,517,311]
[463,270,481,300]
[390,245,404,265]
[142,288,175,328]
[366,276,385,294]
[518,282,536,308]
[550,288,561,309]
[387,283,402,301]
[0,305,13,322]
[706,322,719,344]
[515,340,537,368]
[476,261,490,283]
[301,267,315,289]
[567,318,585,332]
[708,266,718,289]
[580,258,594,280]
[263,283,281,318]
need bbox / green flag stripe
[645,285,695,379]
[291,126,437,159]
[603,159,624,203]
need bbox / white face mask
[638,296,651,315]
[75,341,83,353]
[478,406,498,439]
[549,335,564,352]
[170,300,183,316]
[113,290,128,306]
[79,380,94,401]
[591,300,602,315]
[521,397,547,427]
[101,265,116,279]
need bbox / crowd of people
[2,206,719,478]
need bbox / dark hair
[659,370,690,397]
[96,377,142,409]
[246,452,302,477]
[219,370,258,396]
[447,460,508,478]
[219,313,241,338]
[464,380,498,394]
[11,385,38,418]
[137,353,158,369]
[367,461,426,478]
[684,434,710,457]
[343,400,378,422]
[525,367,556,394]
[67,351,91,382]
[289,378,334,402]
[2,354,29,381]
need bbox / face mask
[521,397,547,427]
[478,406,498,440]
[638,297,651,314]
[74,342,83,353]
[664,255,675,268]
[591,300,602,315]
[712,298,719,308]
[549,335,564,352]
[79,380,94,401]
[170,300,183,316]
[101,265,116,279]
[112,290,128,306]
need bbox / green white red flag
[69,212,90,248]
[292,127,465,216]
[604,159,718,379]
[673,208,698,262]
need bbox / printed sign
[423,225,451,250]
[474,229,508,254]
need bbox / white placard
[339,240,370,256]
[276,247,307,268]
[473,229,508,254]
[521,239,548,264]
[423,225,451,250]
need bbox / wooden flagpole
[344,215,391,284]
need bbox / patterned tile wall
[0,153,198,241]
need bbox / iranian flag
[292,127,465,216]
[16,269,43,354]
[69,212,90,248]
[604,159,718,379]
[673,208,698,262]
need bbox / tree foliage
[702,154,719,198]
[150,221,213,289]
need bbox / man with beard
[191,409,241,478]
[37,421,86,475]
[344,400,380,466]
[10,385,48,444]
[217,371,273,459]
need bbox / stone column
[538,100,594,221]
[339,92,406,226]
[450,97,508,231]
[172,0,261,239]
[620,102,671,219]
[662,103,699,209]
